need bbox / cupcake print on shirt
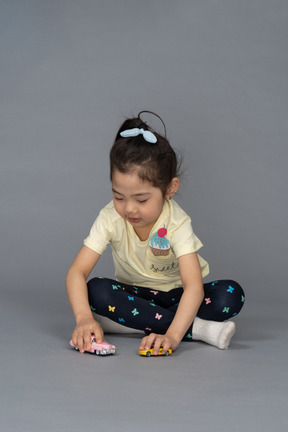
[150,226,170,256]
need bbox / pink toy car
[70,336,116,356]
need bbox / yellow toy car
[138,345,172,357]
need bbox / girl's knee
[226,280,245,297]
[220,280,245,316]
[88,277,105,291]
[87,277,115,314]
[201,279,245,321]
[207,279,244,298]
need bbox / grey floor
[1,1,288,431]
[1,287,287,432]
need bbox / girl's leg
[87,278,143,333]
[190,280,245,349]
[87,277,179,334]
[88,277,245,349]
[197,280,245,321]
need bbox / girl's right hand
[72,318,104,353]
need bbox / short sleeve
[84,208,114,255]
[170,217,203,258]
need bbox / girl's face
[112,169,165,239]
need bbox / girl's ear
[166,177,180,198]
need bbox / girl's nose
[125,200,137,215]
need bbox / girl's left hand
[139,333,180,355]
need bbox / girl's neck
[133,224,154,242]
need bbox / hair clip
[138,111,166,138]
[120,128,157,144]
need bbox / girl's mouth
[128,217,141,224]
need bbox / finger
[77,331,85,353]
[72,329,78,348]
[145,333,157,350]
[83,328,92,351]
[139,336,149,350]
[153,336,164,356]
[161,339,171,355]
[94,324,104,344]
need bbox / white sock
[93,313,144,335]
[192,317,235,349]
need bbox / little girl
[66,111,245,355]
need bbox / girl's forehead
[112,170,157,193]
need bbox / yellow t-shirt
[84,199,209,291]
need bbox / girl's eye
[114,197,123,201]
[138,199,148,204]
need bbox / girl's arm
[139,252,204,354]
[65,245,102,353]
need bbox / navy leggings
[87,278,245,341]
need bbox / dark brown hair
[110,112,180,196]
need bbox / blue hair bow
[120,128,157,144]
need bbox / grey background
[1,1,287,431]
